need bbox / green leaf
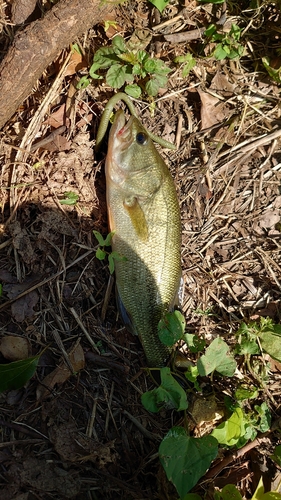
[184,334,205,353]
[141,367,188,413]
[254,402,271,433]
[112,35,127,53]
[96,248,106,261]
[76,76,91,89]
[270,445,281,467]
[93,47,118,69]
[185,365,200,391]
[197,338,236,377]
[0,355,40,393]
[108,253,115,274]
[147,0,170,13]
[259,328,281,362]
[103,231,115,246]
[143,58,157,73]
[106,64,127,89]
[59,191,79,205]
[235,385,258,401]
[110,251,127,262]
[93,230,115,247]
[220,485,242,500]
[125,84,142,98]
[158,310,185,346]
[211,408,245,446]
[214,44,228,60]
[93,230,106,246]
[159,427,218,497]
[145,79,160,97]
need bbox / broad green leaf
[259,328,281,362]
[145,79,160,97]
[125,84,142,98]
[214,45,228,60]
[270,445,281,467]
[158,310,185,346]
[106,64,127,89]
[235,385,258,401]
[159,427,218,497]
[143,58,157,73]
[93,47,118,69]
[137,51,149,64]
[220,485,242,500]
[197,338,236,377]
[0,355,40,393]
[184,333,205,353]
[112,35,127,53]
[141,367,188,413]
[235,338,260,355]
[96,248,106,260]
[147,0,170,13]
[211,408,245,446]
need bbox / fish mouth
[111,110,134,150]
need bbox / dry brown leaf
[37,343,85,400]
[210,71,236,95]
[44,104,66,128]
[198,89,227,129]
[64,50,86,77]
[0,336,29,361]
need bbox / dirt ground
[0,1,281,499]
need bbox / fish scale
[105,109,181,366]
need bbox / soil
[0,1,281,499]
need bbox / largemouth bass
[105,107,182,366]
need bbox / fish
[105,109,182,366]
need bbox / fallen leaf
[43,104,66,128]
[10,290,39,322]
[198,89,228,129]
[36,343,85,400]
[0,336,29,361]
[64,50,86,77]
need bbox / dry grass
[0,0,281,499]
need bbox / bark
[0,0,113,130]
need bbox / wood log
[0,0,113,130]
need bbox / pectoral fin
[123,197,148,241]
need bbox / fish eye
[136,132,147,145]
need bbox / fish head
[106,109,161,184]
